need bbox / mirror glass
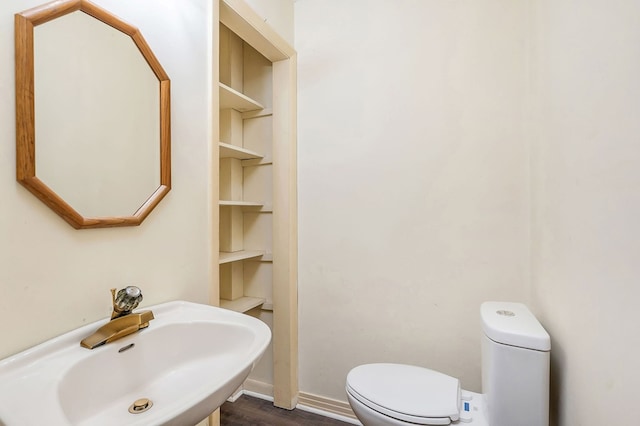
[33,11,160,218]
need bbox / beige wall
[530,0,640,424]
[295,0,530,400]
[0,0,213,360]
[297,1,640,424]
[3,0,637,423]
[244,0,294,45]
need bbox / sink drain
[128,398,153,414]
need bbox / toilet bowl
[346,363,487,425]
[346,302,550,426]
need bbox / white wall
[530,0,640,424]
[296,0,529,401]
[0,0,213,360]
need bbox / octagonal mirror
[15,0,171,229]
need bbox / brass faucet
[80,287,154,349]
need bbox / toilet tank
[481,302,550,426]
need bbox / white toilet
[346,302,550,426]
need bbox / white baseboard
[298,391,361,425]
[242,378,274,398]
[226,386,244,403]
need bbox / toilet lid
[346,363,460,425]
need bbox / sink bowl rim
[0,300,271,426]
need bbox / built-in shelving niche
[218,22,273,317]
[214,1,297,414]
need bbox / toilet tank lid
[481,302,550,351]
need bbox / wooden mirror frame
[15,0,171,229]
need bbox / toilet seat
[346,363,461,425]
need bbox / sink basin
[0,301,271,425]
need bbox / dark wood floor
[220,395,353,426]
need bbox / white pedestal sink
[0,301,271,425]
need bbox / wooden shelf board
[219,250,265,264]
[220,296,265,313]
[219,142,264,160]
[248,205,272,213]
[242,108,273,120]
[242,158,273,167]
[229,204,273,213]
[219,200,264,207]
[219,82,264,112]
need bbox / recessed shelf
[241,108,273,120]
[242,157,273,167]
[219,142,263,160]
[248,205,273,213]
[219,200,264,207]
[219,82,264,112]
[221,203,273,213]
[220,296,265,313]
[219,250,265,264]
[217,9,297,408]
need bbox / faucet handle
[111,286,143,318]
